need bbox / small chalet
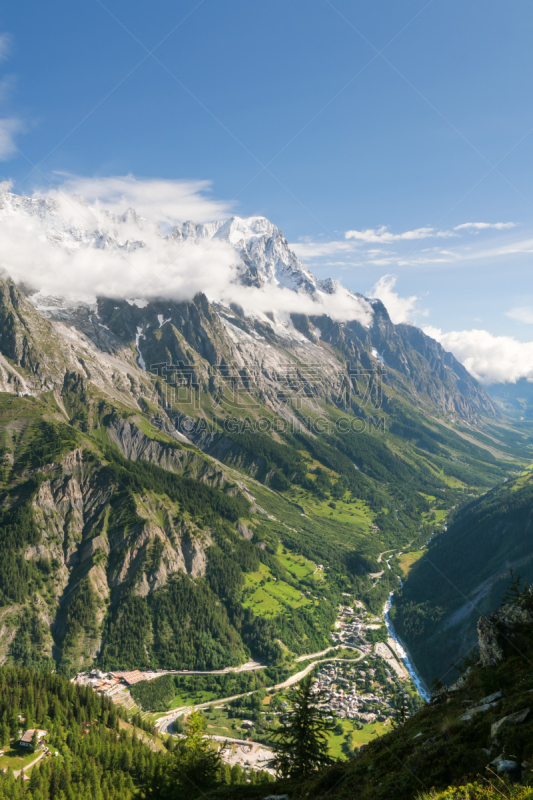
[20,729,47,748]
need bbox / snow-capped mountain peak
[0,190,374,328]
[170,214,318,293]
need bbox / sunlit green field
[285,486,375,530]
[327,719,390,758]
[0,745,42,771]
[243,562,312,617]
[397,551,425,577]
[277,546,319,580]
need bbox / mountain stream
[382,555,431,701]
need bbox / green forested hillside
[392,469,533,686]
[0,666,168,800]
[0,370,528,679]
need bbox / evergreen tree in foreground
[142,708,221,800]
[270,674,336,779]
[177,708,222,798]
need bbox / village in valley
[69,597,422,771]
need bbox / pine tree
[174,709,221,798]
[270,674,335,779]
[1,721,10,748]
[230,764,243,784]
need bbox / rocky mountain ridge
[0,188,499,420]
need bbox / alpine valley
[0,189,532,796]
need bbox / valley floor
[73,595,423,768]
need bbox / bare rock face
[106,416,225,487]
[478,593,533,666]
[477,615,505,667]
[236,520,254,540]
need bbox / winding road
[155,650,366,735]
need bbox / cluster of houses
[72,669,155,703]
[305,602,415,725]
[330,604,380,650]
[311,663,396,723]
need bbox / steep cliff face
[312,300,497,420]
[0,280,69,391]
[0,409,244,674]
[477,589,533,667]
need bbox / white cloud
[507,306,533,324]
[371,275,419,324]
[0,204,239,305]
[424,326,533,384]
[345,225,454,243]
[292,221,520,272]
[226,281,374,326]
[0,178,374,328]
[454,222,516,231]
[48,173,233,228]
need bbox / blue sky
[1,0,533,367]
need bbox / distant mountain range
[0,190,497,421]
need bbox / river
[382,556,431,701]
[383,589,430,702]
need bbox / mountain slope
[392,468,533,686]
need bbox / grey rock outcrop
[490,754,519,773]
[491,708,530,739]
[478,596,533,667]
[477,615,504,666]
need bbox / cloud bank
[424,326,533,385]
[0,178,373,327]
[49,173,233,229]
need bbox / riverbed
[384,590,431,702]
